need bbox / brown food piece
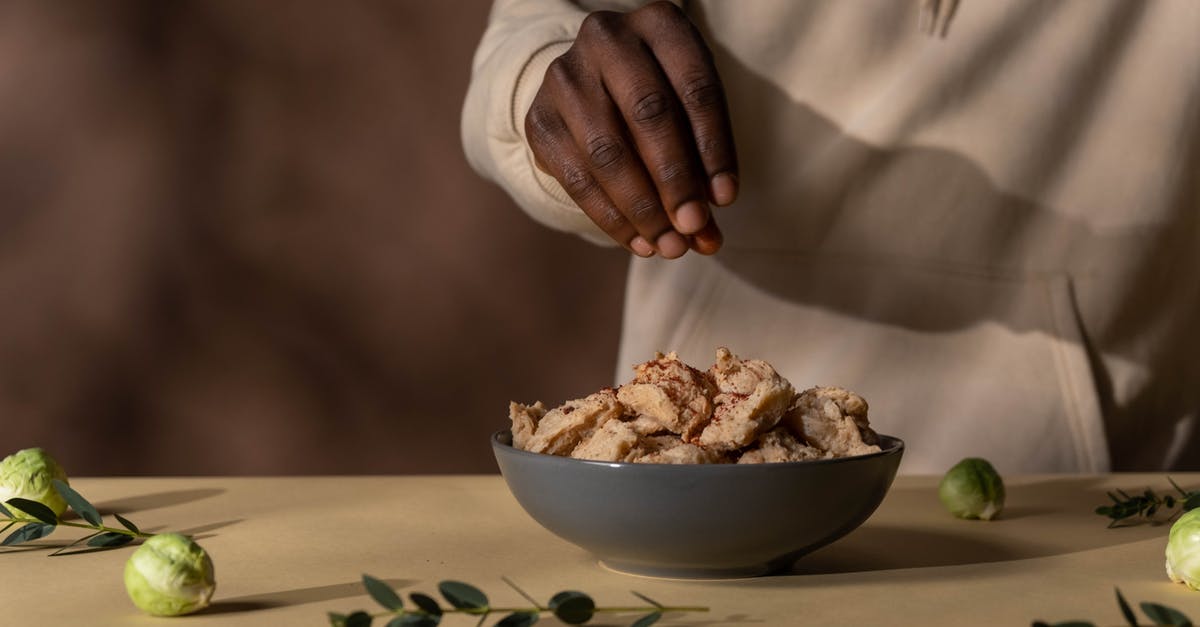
[616,351,715,439]
[508,401,547,451]
[737,427,825,463]
[783,386,882,457]
[697,348,794,451]
[571,418,641,461]
[507,348,883,464]
[627,435,724,464]
[521,389,624,456]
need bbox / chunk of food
[628,436,725,464]
[508,401,547,451]
[520,389,624,456]
[616,352,714,439]
[572,419,641,461]
[697,349,794,451]
[737,428,824,464]
[508,348,884,464]
[782,387,881,457]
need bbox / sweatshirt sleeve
[461,0,609,246]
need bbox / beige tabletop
[3,474,1199,626]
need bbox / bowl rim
[491,429,904,470]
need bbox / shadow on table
[769,475,1176,580]
[94,488,225,515]
[590,613,764,626]
[175,518,242,538]
[202,578,420,615]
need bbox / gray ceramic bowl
[492,430,903,579]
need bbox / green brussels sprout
[0,448,69,518]
[939,457,1005,520]
[1166,507,1200,591]
[124,533,216,616]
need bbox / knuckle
[524,105,561,141]
[695,134,722,157]
[627,196,661,223]
[544,56,577,89]
[653,160,690,185]
[579,10,623,40]
[585,135,625,170]
[592,207,626,233]
[680,74,722,109]
[636,1,683,23]
[560,165,599,197]
[630,90,672,124]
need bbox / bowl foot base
[598,559,772,580]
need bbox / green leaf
[0,502,11,518]
[52,480,101,527]
[438,581,488,611]
[329,612,349,627]
[632,612,663,627]
[2,522,56,545]
[114,513,139,533]
[495,611,539,627]
[390,616,440,627]
[345,611,373,627]
[87,532,134,548]
[5,498,58,524]
[363,575,404,611]
[1140,602,1193,627]
[1115,588,1138,627]
[410,593,443,616]
[1184,494,1200,511]
[549,591,594,625]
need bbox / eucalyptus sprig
[1,479,152,555]
[329,575,709,627]
[1033,587,1193,627]
[1095,477,1200,528]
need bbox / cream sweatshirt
[462,0,1200,472]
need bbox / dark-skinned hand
[524,1,737,259]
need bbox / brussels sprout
[939,457,1005,520]
[0,448,69,518]
[1166,507,1200,591]
[124,533,216,616]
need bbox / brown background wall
[0,0,628,475]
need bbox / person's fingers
[581,10,712,237]
[688,220,723,255]
[525,99,654,257]
[629,2,738,208]
[544,54,679,254]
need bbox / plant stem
[367,605,709,619]
[2,516,153,539]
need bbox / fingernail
[674,201,709,234]
[656,231,688,259]
[710,173,738,206]
[630,236,655,257]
